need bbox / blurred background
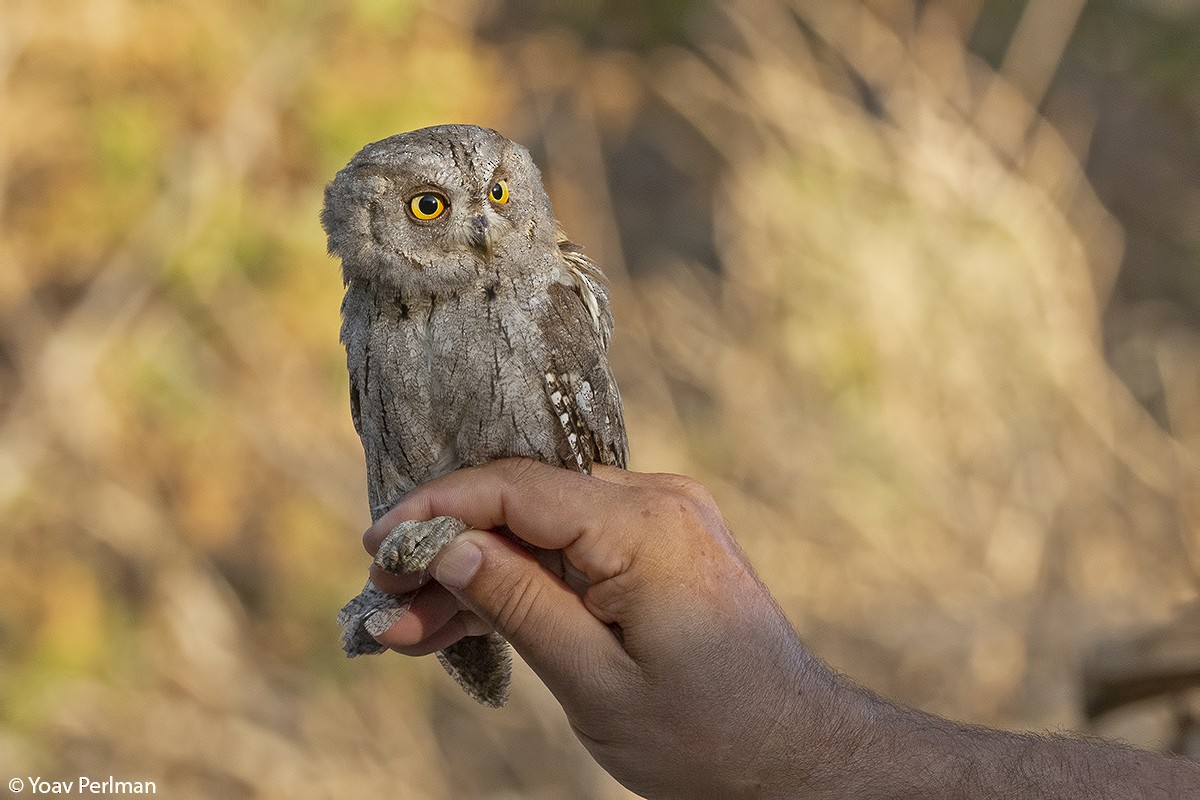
[2,0,1200,796]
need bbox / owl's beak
[467,214,492,260]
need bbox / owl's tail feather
[437,634,512,708]
[336,584,513,707]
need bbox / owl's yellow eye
[410,193,446,220]
[489,179,509,204]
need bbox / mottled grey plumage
[322,124,628,707]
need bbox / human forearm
[779,681,1200,799]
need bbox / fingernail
[434,538,482,589]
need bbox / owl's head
[321,124,557,290]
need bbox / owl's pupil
[491,183,503,200]
[418,195,440,215]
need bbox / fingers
[365,459,635,583]
[365,521,631,691]
[358,460,736,677]
[589,463,691,491]
[381,611,493,656]
[363,460,729,591]
[368,564,430,595]
[369,580,491,655]
[588,463,642,485]
[367,459,603,550]
[426,528,631,697]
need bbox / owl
[321,124,628,707]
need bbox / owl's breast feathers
[341,241,626,517]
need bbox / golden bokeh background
[3,0,1200,796]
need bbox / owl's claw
[337,516,469,658]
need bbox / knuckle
[500,456,542,484]
[643,476,720,525]
[671,476,718,513]
[630,477,728,559]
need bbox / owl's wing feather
[540,237,628,471]
[556,231,614,349]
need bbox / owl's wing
[539,236,628,471]
[556,235,614,349]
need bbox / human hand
[359,459,1200,799]
[363,458,862,798]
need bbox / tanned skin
[362,458,1200,799]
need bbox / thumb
[429,529,628,695]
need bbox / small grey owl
[322,124,628,707]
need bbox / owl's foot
[337,517,466,657]
[373,515,468,574]
[336,516,512,705]
[336,579,409,657]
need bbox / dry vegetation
[2,0,1198,796]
